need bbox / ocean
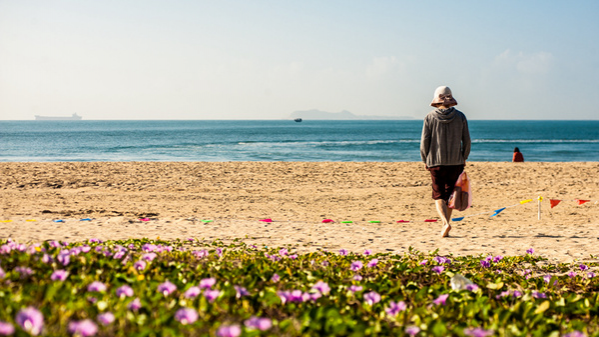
[1,120,597,162]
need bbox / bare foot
[441,224,451,237]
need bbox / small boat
[35,113,82,121]
[294,118,303,122]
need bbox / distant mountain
[288,109,413,120]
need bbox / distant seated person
[512,147,524,162]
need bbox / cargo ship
[35,113,82,120]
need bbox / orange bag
[448,172,472,211]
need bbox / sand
[1,162,598,263]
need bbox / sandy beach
[1,162,598,263]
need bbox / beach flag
[201,220,213,223]
[259,219,273,223]
[26,219,37,222]
[54,219,65,223]
[369,221,381,223]
[80,218,92,221]
[341,221,353,223]
[322,219,334,223]
[452,217,464,221]
[520,199,533,204]
[550,199,561,208]
[0,220,12,223]
[396,220,410,223]
[577,200,590,205]
[424,219,438,222]
[490,207,506,217]
[140,218,150,222]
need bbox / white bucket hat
[430,86,458,108]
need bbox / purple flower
[564,331,586,337]
[532,291,547,299]
[193,250,209,258]
[367,259,379,268]
[97,312,115,326]
[349,285,363,293]
[420,259,428,265]
[496,291,511,299]
[15,267,34,278]
[199,277,216,289]
[480,260,491,268]
[270,273,280,282]
[312,281,330,294]
[526,248,534,254]
[234,286,250,298]
[216,325,241,337]
[567,271,577,278]
[363,249,372,255]
[464,327,494,337]
[157,281,177,296]
[141,252,157,262]
[184,286,201,298]
[15,307,44,336]
[215,248,223,257]
[433,294,449,305]
[279,248,288,256]
[339,249,348,256]
[543,275,552,283]
[128,298,141,311]
[385,301,407,316]
[87,281,107,293]
[321,260,330,267]
[580,264,589,271]
[465,284,479,292]
[50,270,69,281]
[588,272,596,278]
[363,291,381,305]
[0,321,15,336]
[174,308,198,325]
[68,319,98,337]
[244,317,272,331]
[353,274,363,281]
[512,290,522,298]
[57,250,70,266]
[0,267,5,279]
[350,261,363,271]
[405,326,420,336]
[432,266,444,274]
[112,250,126,260]
[41,254,52,264]
[204,289,221,302]
[289,254,298,259]
[133,260,147,271]
[493,255,503,263]
[116,285,134,298]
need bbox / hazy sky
[1,1,598,120]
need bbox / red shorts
[427,165,464,201]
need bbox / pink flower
[419,259,428,265]
[385,301,407,316]
[363,250,372,255]
[133,260,147,271]
[580,264,589,271]
[15,307,44,336]
[339,249,348,256]
[464,327,494,337]
[184,286,201,299]
[0,321,15,336]
[87,281,107,293]
[526,248,534,254]
[350,261,363,271]
[199,278,216,289]
[141,253,157,261]
[234,286,250,298]
[311,281,330,294]
[271,273,280,282]
[128,298,142,311]
[432,266,444,274]
[349,285,363,293]
[97,312,115,326]
[68,319,98,337]
[405,326,420,336]
[244,317,272,331]
[51,270,69,281]
[433,294,449,305]
[116,285,134,298]
[367,259,379,268]
[363,291,381,305]
[157,281,177,296]
[216,325,241,337]
[174,308,198,325]
[204,289,221,302]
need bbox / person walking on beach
[420,86,471,237]
[512,147,524,162]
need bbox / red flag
[322,219,334,223]
[549,199,561,208]
[577,199,590,205]
[424,219,438,222]
[396,220,410,223]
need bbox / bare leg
[435,199,453,237]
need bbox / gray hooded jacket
[420,108,471,167]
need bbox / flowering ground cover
[0,238,598,336]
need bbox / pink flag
[259,219,273,223]
[396,220,410,223]
[322,219,334,223]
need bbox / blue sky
[1,1,598,120]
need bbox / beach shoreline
[1,161,598,262]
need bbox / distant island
[288,109,413,120]
[35,113,82,121]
